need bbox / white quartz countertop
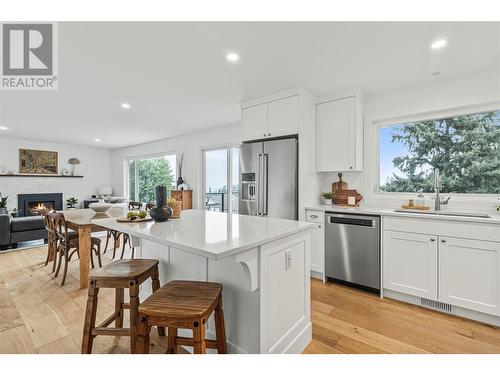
[305,204,500,225]
[92,210,314,259]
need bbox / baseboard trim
[383,289,500,327]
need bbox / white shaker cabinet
[316,90,363,172]
[241,96,298,142]
[439,236,500,316]
[242,103,268,141]
[305,209,324,279]
[383,230,438,300]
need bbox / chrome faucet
[434,168,451,211]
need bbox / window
[202,146,239,213]
[127,153,177,203]
[379,110,500,194]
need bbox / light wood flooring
[1,246,500,354]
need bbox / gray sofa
[0,214,47,250]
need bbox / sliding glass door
[202,145,239,213]
[127,153,177,203]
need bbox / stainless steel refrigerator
[239,137,298,220]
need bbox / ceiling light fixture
[94,138,101,142]
[431,39,447,49]
[121,103,131,109]
[0,126,8,131]
[226,52,239,62]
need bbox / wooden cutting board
[116,216,153,223]
[331,173,348,192]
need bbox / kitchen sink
[394,209,491,219]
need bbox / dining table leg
[79,226,92,289]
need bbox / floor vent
[420,298,452,312]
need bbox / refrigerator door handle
[258,153,263,216]
[263,153,269,216]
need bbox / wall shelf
[0,174,84,178]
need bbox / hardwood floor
[303,278,500,354]
[1,246,500,354]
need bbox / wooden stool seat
[89,259,158,283]
[136,280,227,354]
[139,280,222,319]
[81,259,163,354]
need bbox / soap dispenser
[416,189,425,207]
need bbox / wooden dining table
[63,207,127,289]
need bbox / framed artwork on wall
[19,149,58,175]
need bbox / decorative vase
[149,205,172,222]
[0,208,7,215]
[176,176,184,189]
[324,198,332,205]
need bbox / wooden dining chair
[48,212,103,286]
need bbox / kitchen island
[93,209,314,354]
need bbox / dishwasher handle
[327,215,377,228]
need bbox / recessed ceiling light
[0,126,8,131]
[226,52,239,62]
[431,39,447,50]
[121,103,131,109]
[94,138,101,142]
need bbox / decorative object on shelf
[149,185,172,222]
[9,208,21,218]
[0,193,8,215]
[321,192,335,205]
[89,199,112,214]
[0,165,6,174]
[331,173,363,206]
[19,149,58,174]
[66,197,78,209]
[176,152,185,188]
[178,182,188,190]
[171,189,193,209]
[167,196,182,218]
[98,186,112,199]
[68,158,81,176]
[62,168,72,176]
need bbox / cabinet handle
[268,133,271,136]
[349,166,353,169]
[310,214,319,218]
[430,238,435,242]
[441,239,447,243]
[318,225,322,228]
[263,133,266,137]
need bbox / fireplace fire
[29,202,54,215]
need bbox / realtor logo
[1,22,58,90]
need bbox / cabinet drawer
[305,210,323,224]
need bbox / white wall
[110,123,240,209]
[0,136,112,210]
[318,69,500,212]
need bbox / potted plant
[66,197,78,209]
[321,192,336,205]
[0,193,8,215]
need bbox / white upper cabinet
[242,103,268,141]
[241,95,299,142]
[268,96,299,138]
[315,90,363,172]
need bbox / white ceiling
[0,22,498,149]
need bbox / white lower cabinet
[439,236,500,316]
[383,230,438,300]
[305,209,324,278]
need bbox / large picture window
[379,110,500,194]
[127,153,177,203]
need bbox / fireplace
[17,193,63,216]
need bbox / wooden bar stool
[135,280,227,354]
[81,259,164,354]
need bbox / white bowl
[89,202,112,213]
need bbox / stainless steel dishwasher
[325,212,380,292]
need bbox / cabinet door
[242,103,268,141]
[316,96,356,172]
[309,223,324,276]
[383,230,438,299]
[439,236,500,316]
[268,96,299,138]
